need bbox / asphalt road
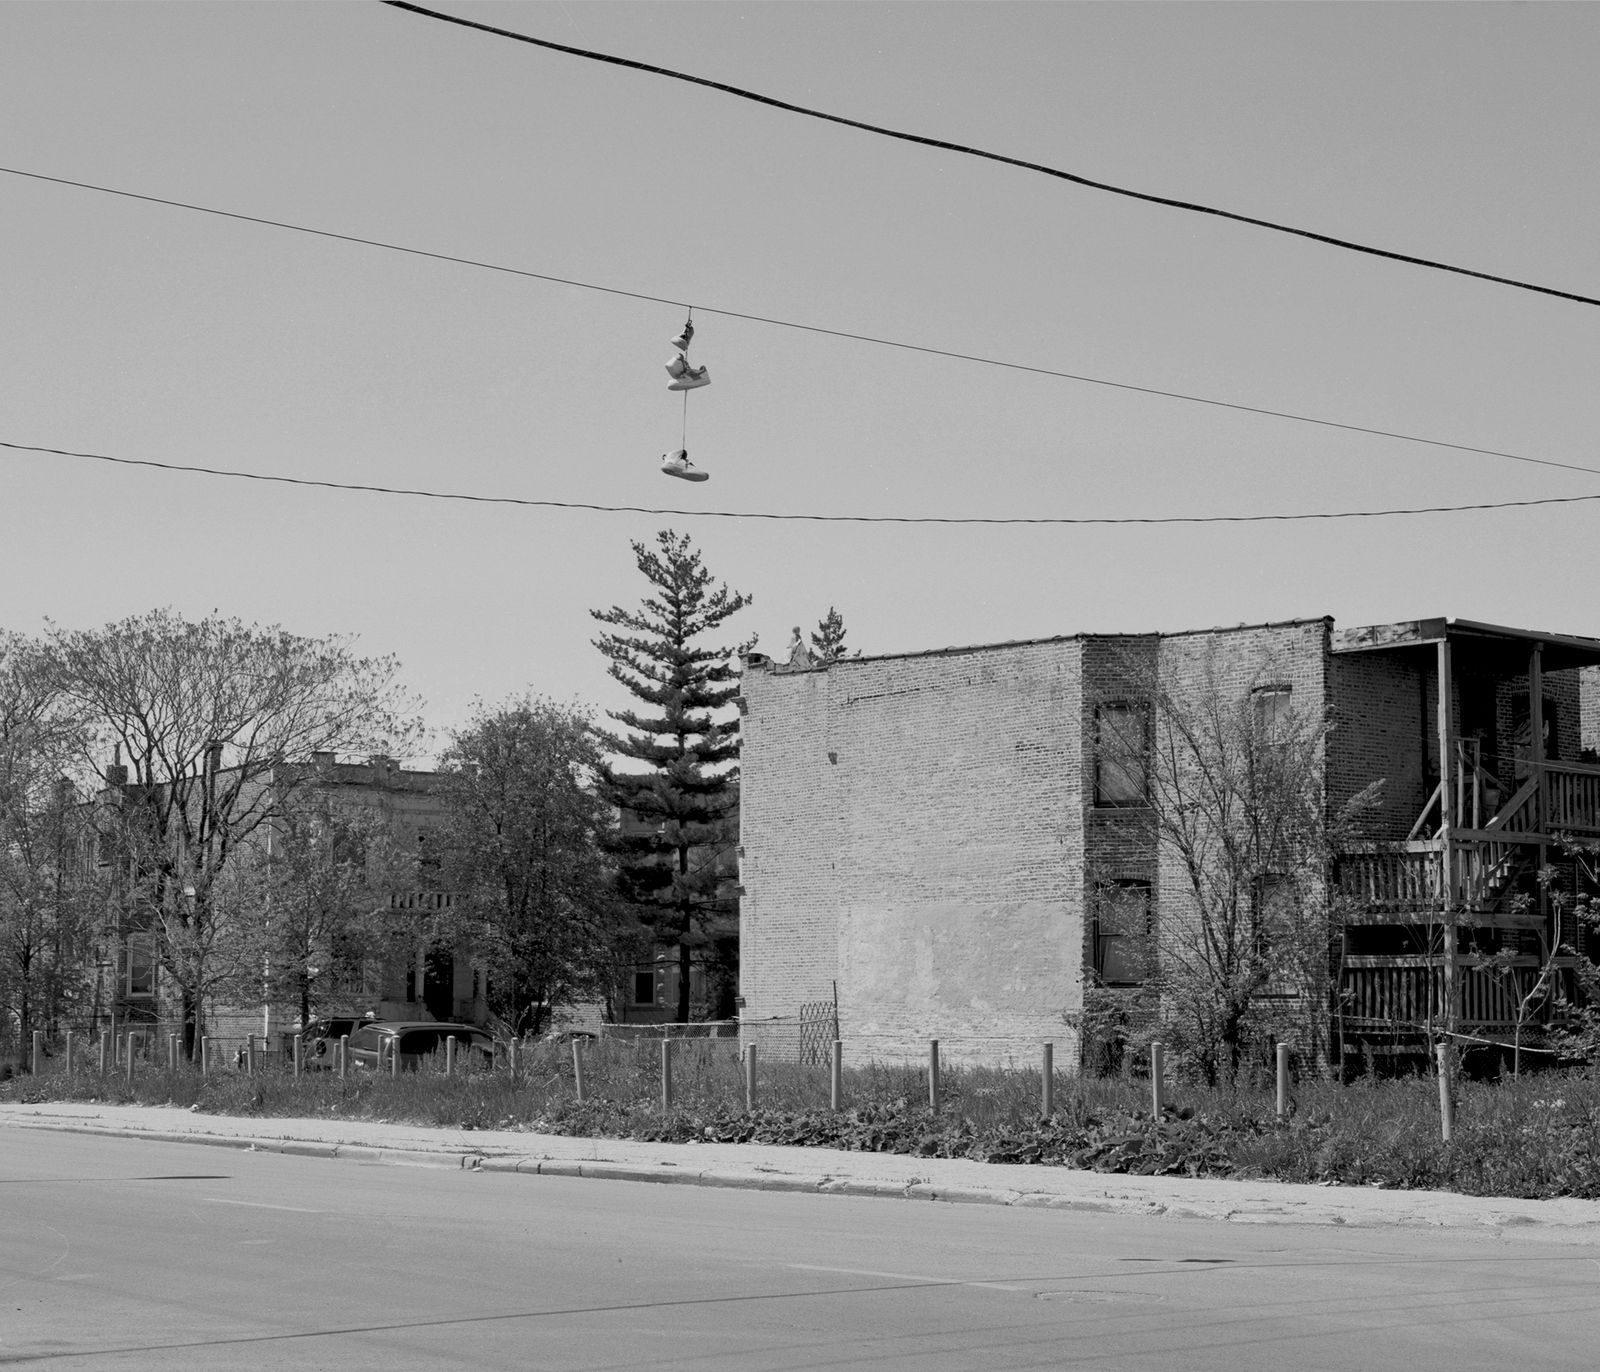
[4,1130,1599,1371]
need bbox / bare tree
[0,633,95,1070]
[244,788,417,1031]
[1123,646,1380,1084]
[46,609,418,1057]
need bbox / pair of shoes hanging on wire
[664,319,709,391]
[661,314,712,481]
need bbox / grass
[8,1039,1600,1200]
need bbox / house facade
[736,616,1600,1071]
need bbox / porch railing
[1340,955,1574,1033]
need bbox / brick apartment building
[95,752,489,1055]
[736,616,1600,1071]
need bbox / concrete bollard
[445,1035,455,1077]
[339,1034,349,1079]
[1276,1042,1290,1120]
[830,1039,843,1111]
[660,1039,673,1111]
[1150,1040,1165,1116]
[1042,1041,1054,1118]
[572,1040,586,1103]
[32,1031,42,1077]
[744,1043,757,1112]
[928,1039,941,1113]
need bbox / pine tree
[811,607,850,662]
[591,531,751,1022]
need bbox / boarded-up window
[1095,881,1151,986]
[1095,702,1148,806]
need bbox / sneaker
[660,450,709,481]
[664,355,689,380]
[667,364,710,391]
[670,321,694,352]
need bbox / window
[1095,702,1148,806]
[1094,881,1151,986]
[1251,873,1298,998]
[1252,685,1292,742]
[125,933,156,998]
[633,969,656,1005]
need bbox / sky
[3,2,1598,762]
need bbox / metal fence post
[744,1043,757,1111]
[1436,1042,1454,1143]
[572,1040,586,1103]
[98,1031,108,1076]
[125,1034,136,1084]
[292,1031,301,1078]
[928,1039,941,1113]
[390,1038,399,1079]
[169,1033,178,1070]
[1276,1042,1290,1120]
[31,1031,42,1077]
[830,1039,843,1110]
[246,1038,256,1076]
[1041,1042,1054,1118]
[65,1029,74,1080]
[1150,1040,1165,1116]
[201,1036,210,1077]
[660,1039,673,1111]
[445,1036,455,1077]
[339,1034,348,1079]
[508,1038,519,1082]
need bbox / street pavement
[4,1099,1600,1240]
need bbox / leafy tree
[45,609,417,1057]
[591,531,751,1022]
[435,697,620,1038]
[0,633,95,1070]
[810,607,851,663]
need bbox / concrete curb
[9,1111,1600,1236]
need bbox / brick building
[94,752,489,1056]
[737,617,1600,1071]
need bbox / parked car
[347,1021,495,1072]
[297,1015,367,1069]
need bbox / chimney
[311,750,335,767]
[204,740,224,775]
[104,743,127,788]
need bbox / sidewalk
[6,1100,1600,1240]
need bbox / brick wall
[1584,667,1600,758]
[740,638,1088,1066]
[1328,649,1429,838]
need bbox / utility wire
[7,439,1600,526]
[382,0,1600,311]
[4,164,1598,484]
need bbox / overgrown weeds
[9,1040,1600,1200]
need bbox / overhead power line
[7,439,1600,526]
[4,165,1596,485]
[382,0,1600,311]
